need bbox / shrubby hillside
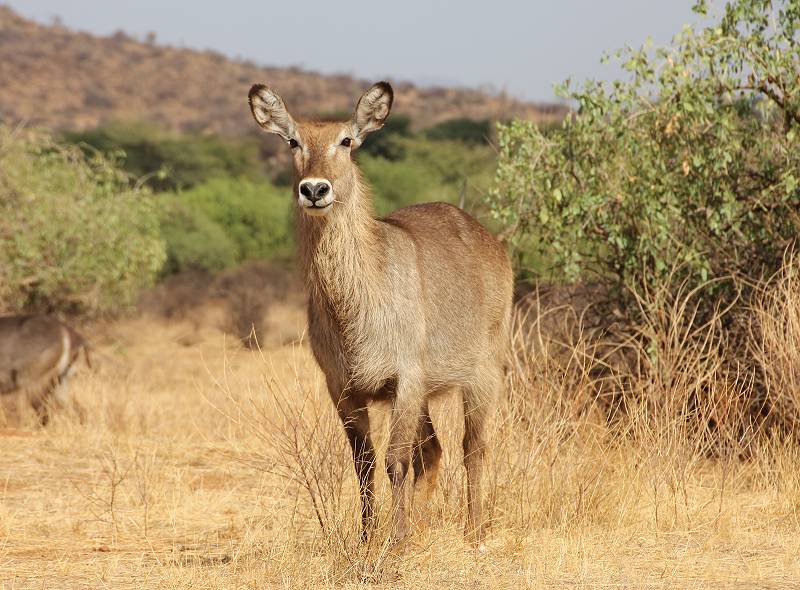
[0,6,566,135]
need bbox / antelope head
[248,82,393,217]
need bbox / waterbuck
[248,81,513,544]
[0,315,90,425]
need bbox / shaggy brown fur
[249,82,513,544]
[0,315,89,425]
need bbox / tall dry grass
[751,261,800,438]
[2,267,800,587]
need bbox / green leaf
[539,208,550,224]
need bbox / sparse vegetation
[3,264,800,586]
[0,6,564,136]
[215,261,291,349]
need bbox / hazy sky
[6,1,704,102]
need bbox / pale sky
[5,1,705,102]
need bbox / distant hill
[0,6,567,135]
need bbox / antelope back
[0,316,82,394]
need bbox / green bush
[361,137,495,216]
[424,118,491,145]
[159,205,239,275]
[65,122,264,191]
[359,154,434,213]
[0,126,165,315]
[490,0,800,317]
[358,113,411,161]
[160,177,293,273]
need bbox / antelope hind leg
[462,367,500,546]
[412,402,442,496]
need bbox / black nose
[299,181,331,203]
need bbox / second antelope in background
[248,81,513,544]
[0,315,90,425]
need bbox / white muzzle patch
[298,177,334,216]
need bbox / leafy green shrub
[490,0,800,317]
[159,205,239,274]
[424,118,491,145]
[358,113,411,161]
[359,154,434,213]
[160,177,293,273]
[65,122,265,191]
[0,126,165,315]
[361,137,496,216]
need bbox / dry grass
[1,282,800,589]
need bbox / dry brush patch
[0,284,800,588]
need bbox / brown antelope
[0,315,90,425]
[248,81,513,544]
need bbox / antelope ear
[352,82,393,140]
[248,84,297,141]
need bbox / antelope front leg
[386,374,424,541]
[332,389,376,541]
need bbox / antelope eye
[340,137,352,147]
[288,138,299,149]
